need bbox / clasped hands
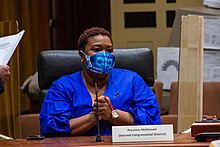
[90,95,113,125]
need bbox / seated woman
[40,27,161,137]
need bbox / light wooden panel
[177,15,204,133]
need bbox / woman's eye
[92,48,100,52]
[107,49,113,53]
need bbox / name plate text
[112,124,174,142]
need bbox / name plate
[112,124,174,142]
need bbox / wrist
[90,113,97,126]
[109,109,119,123]
[103,96,119,122]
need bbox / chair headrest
[38,48,154,89]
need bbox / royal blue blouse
[40,68,161,137]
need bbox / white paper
[157,47,179,90]
[203,50,220,81]
[203,0,220,9]
[204,15,220,50]
[0,30,25,64]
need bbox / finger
[92,108,104,114]
[93,102,107,108]
[6,70,10,75]
[99,98,106,103]
[94,95,106,103]
[1,68,10,75]
[3,71,10,76]
[103,96,111,105]
[93,103,109,112]
[4,65,10,70]
[2,65,9,71]
[1,74,10,83]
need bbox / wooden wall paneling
[51,0,111,49]
[51,0,76,49]
[177,15,204,133]
[0,20,21,138]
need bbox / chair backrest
[153,81,163,111]
[168,81,220,117]
[203,82,220,118]
[169,82,179,115]
[38,48,155,108]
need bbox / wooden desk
[0,133,210,147]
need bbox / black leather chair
[38,48,155,108]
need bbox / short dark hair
[78,27,112,51]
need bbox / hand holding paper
[0,30,25,65]
[0,65,10,83]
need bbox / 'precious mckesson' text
[127,128,157,131]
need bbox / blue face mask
[80,50,115,74]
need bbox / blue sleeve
[40,80,73,137]
[131,74,161,125]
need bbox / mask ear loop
[79,50,93,68]
[79,50,85,62]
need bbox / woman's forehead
[87,35,112,45]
